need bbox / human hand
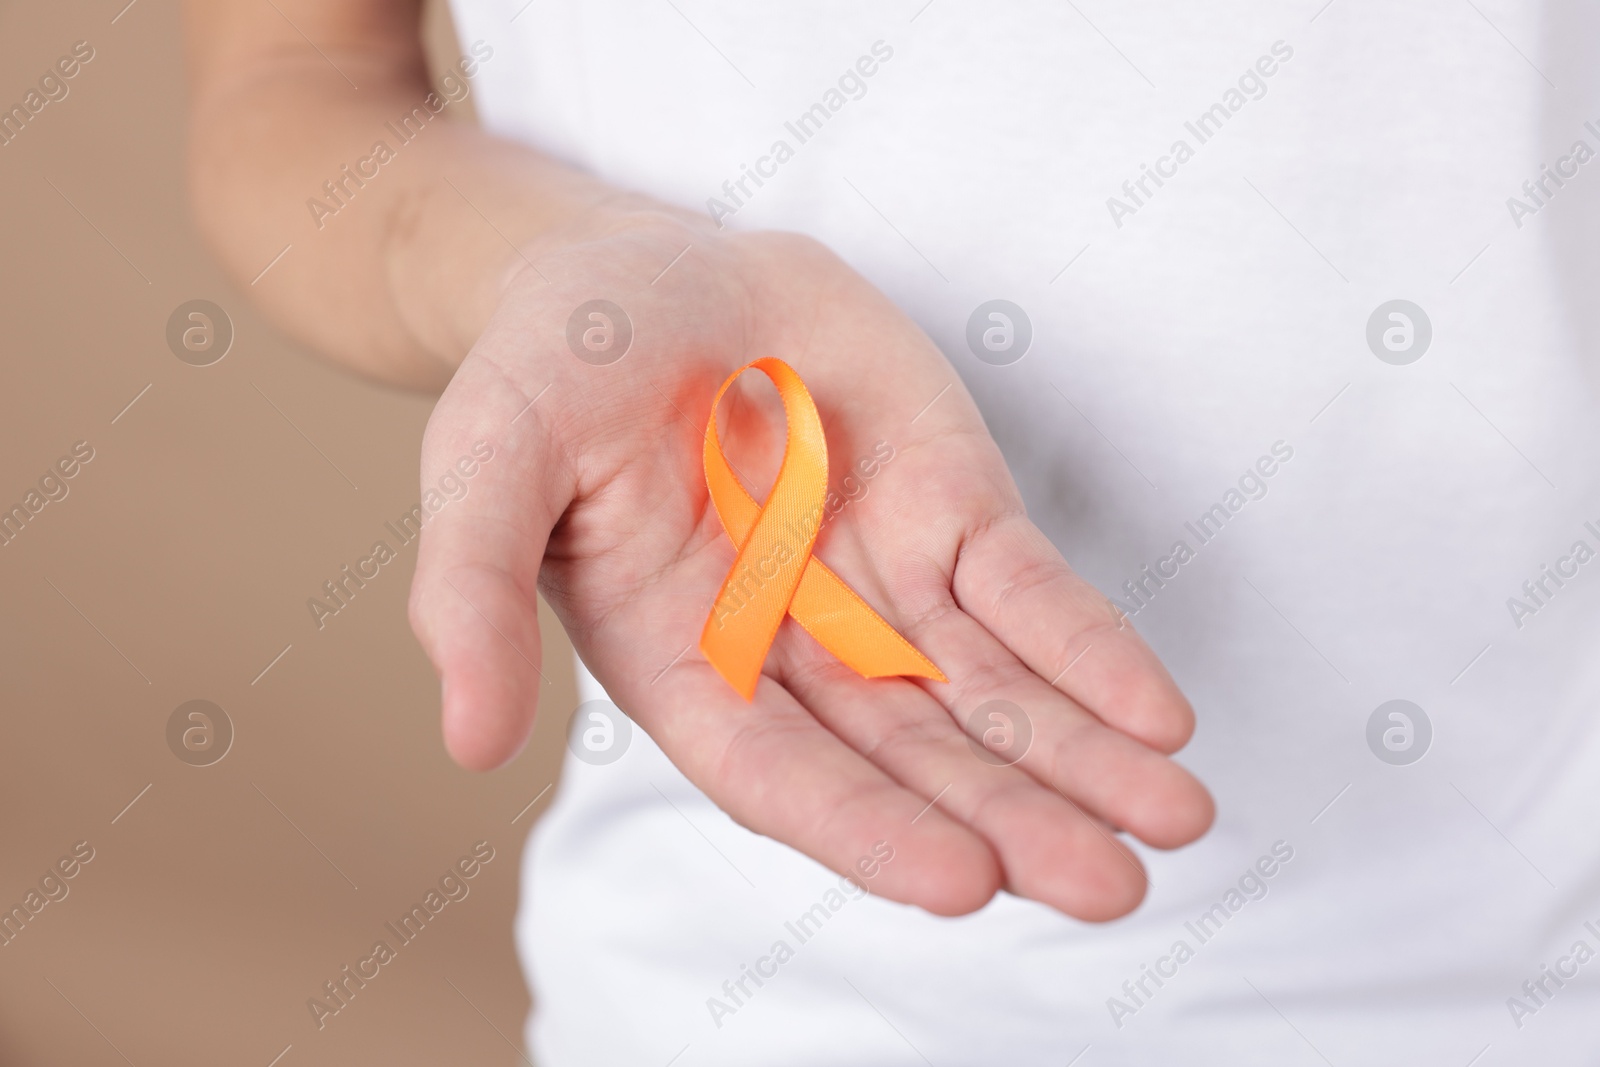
[407,209,1213,921]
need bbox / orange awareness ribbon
[700,358,946,699]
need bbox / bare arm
[184,0,628,388]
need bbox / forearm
[183,1,624,389]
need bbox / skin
[185,0,1214,921]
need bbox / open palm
[408,212,1213,921]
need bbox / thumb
[407,360,572,770]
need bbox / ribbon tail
[787,558,947,683]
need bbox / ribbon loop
[700,358,946,699]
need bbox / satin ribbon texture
[700,357,946,699]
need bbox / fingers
[417,562,546,769]
[408,356,572,770]
[898,602,1216,851]
[614,657,1004,917]
[954,514,1197,755]
[771,649,1149,921]
[830,374,1195,756]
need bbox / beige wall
[0,3,572,1064]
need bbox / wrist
[496,197,725,296]
[385,167,702,379]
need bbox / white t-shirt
[448,2,1600,1063]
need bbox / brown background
[0,2,574,1064]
